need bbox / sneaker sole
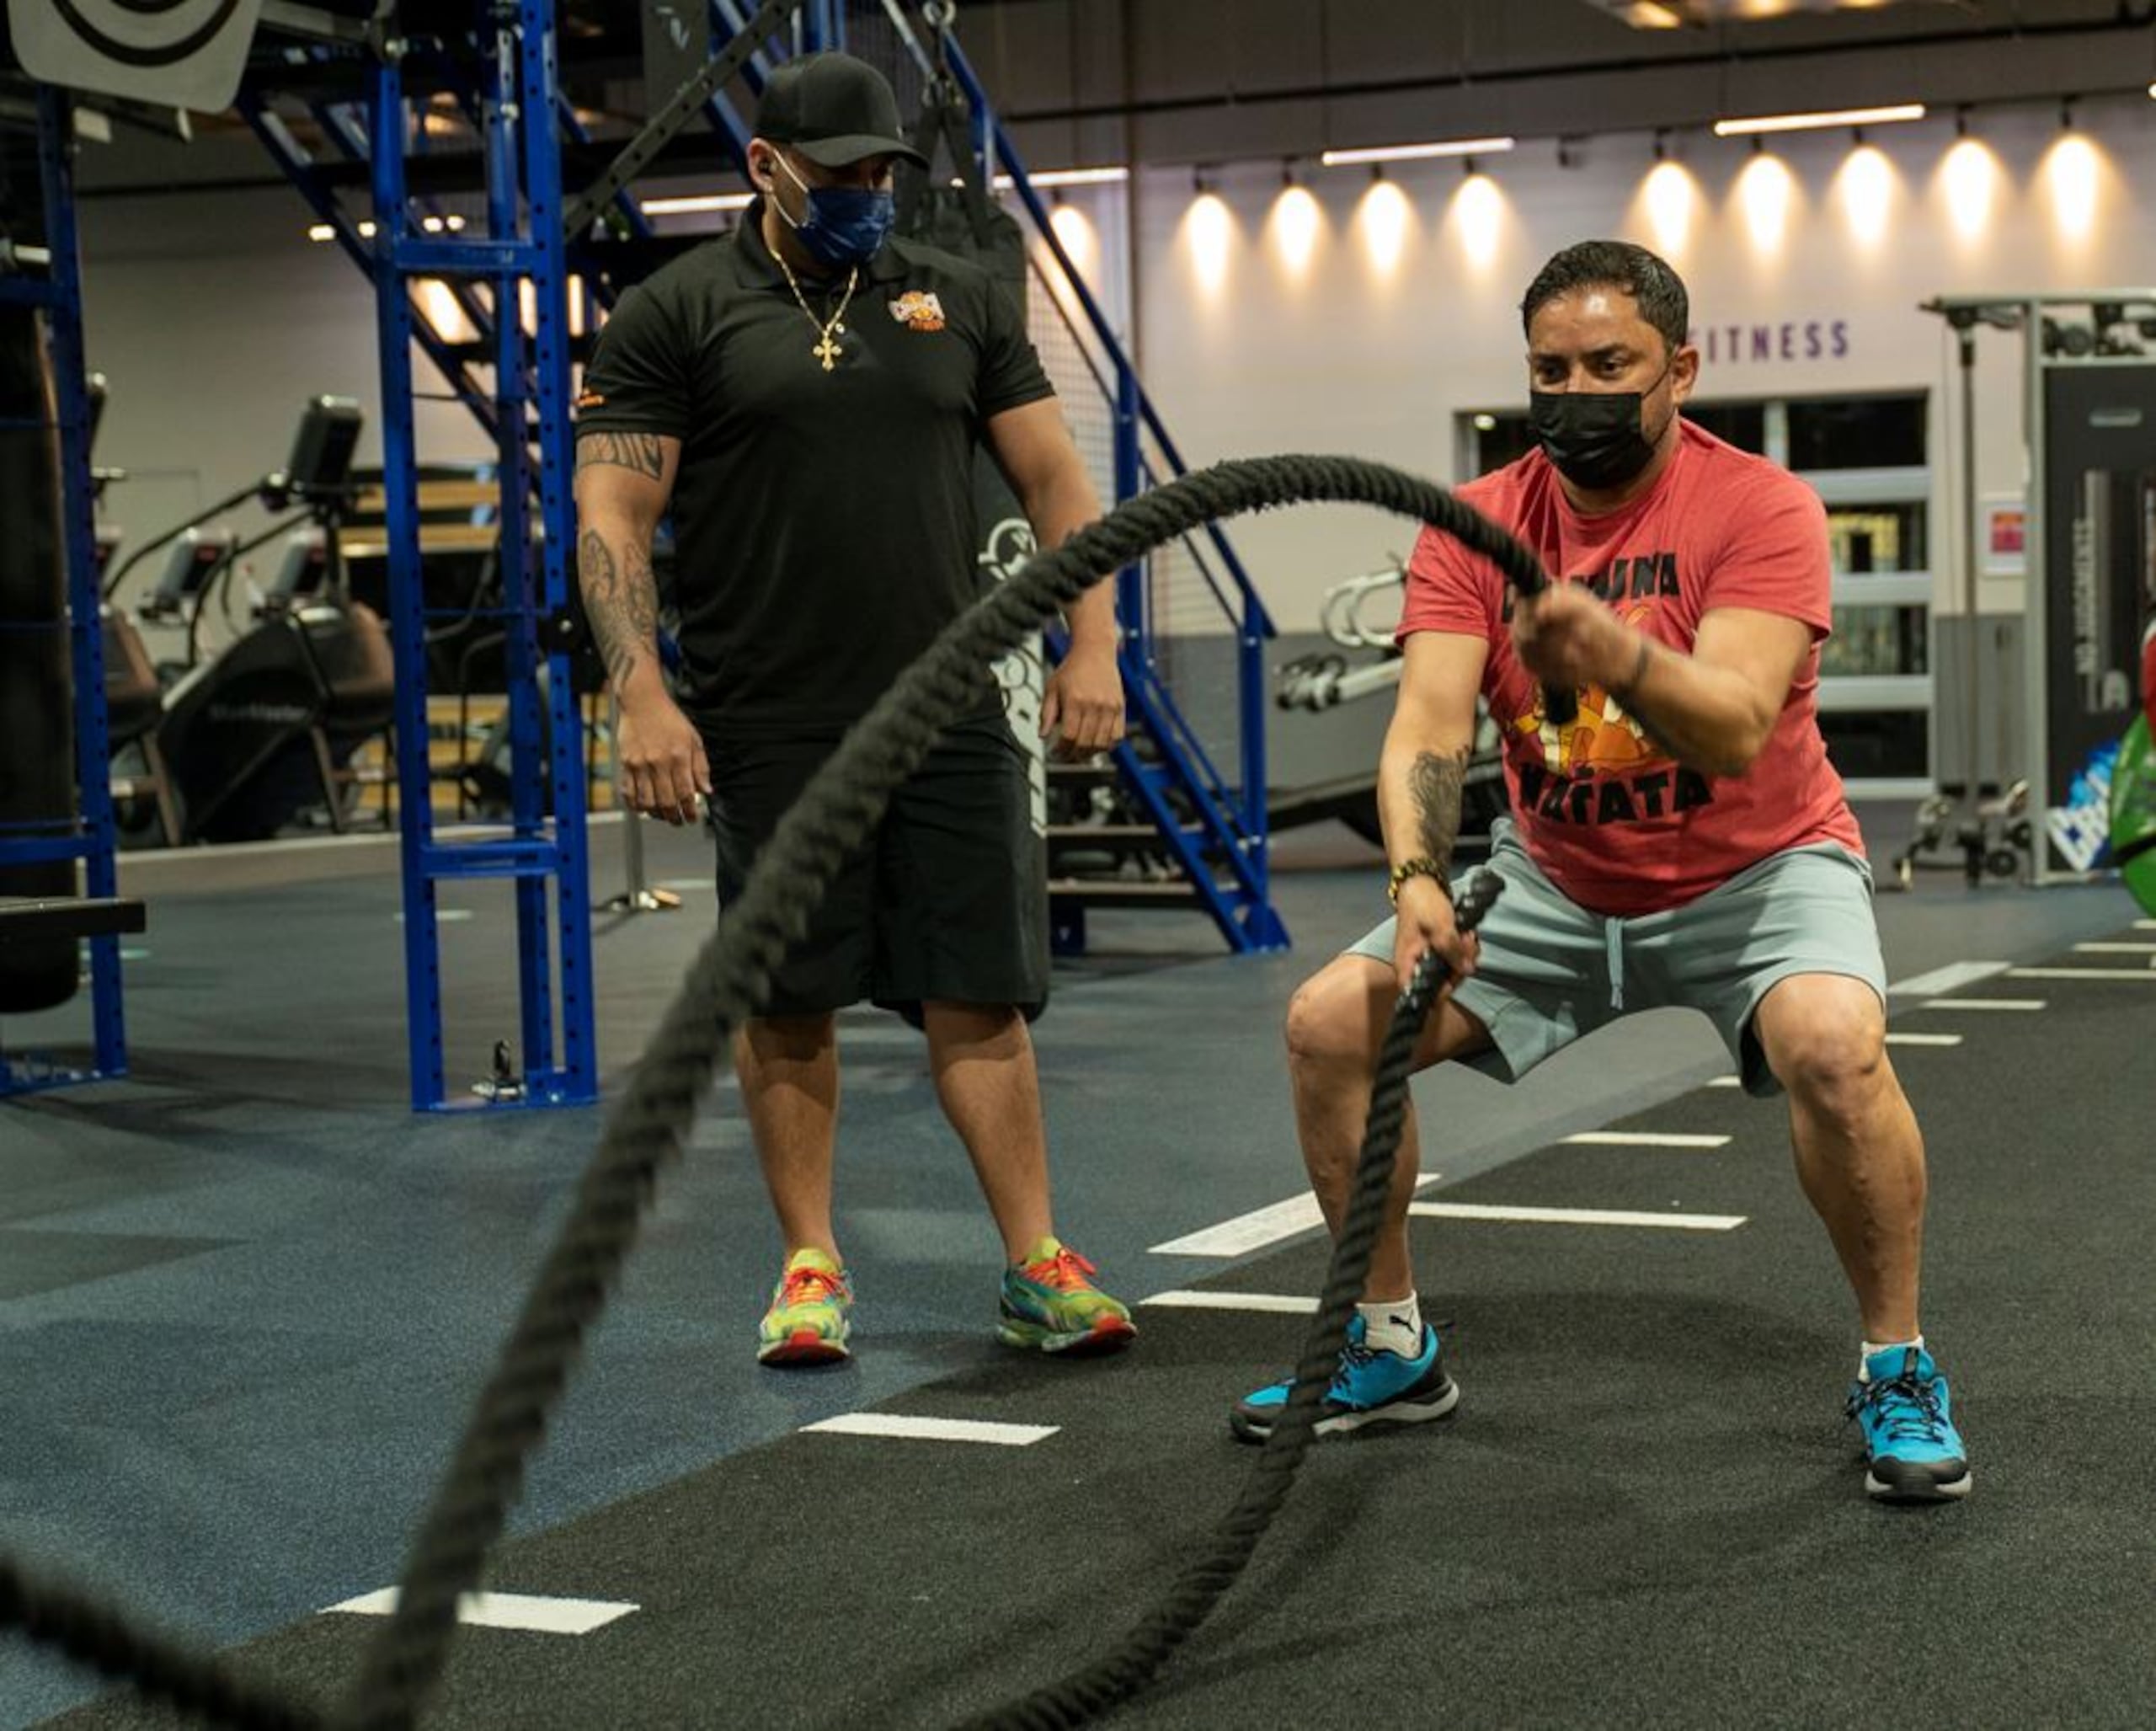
[1230,1380,1460,1445]
[758,1330,851,1367]
[996,1316,1137,1357]
[1865,1463,1972,1503]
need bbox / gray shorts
[1348,820,1887,1098]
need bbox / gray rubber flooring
[3,817,2150,1728]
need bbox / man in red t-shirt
[1232,241,1969,1504]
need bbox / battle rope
[957,868,1502,1731]
[0,455,1556,1731]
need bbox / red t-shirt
[1400,420,1863,916]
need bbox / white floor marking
[1886,1032,1965,1046]
[800,1413,1057,1446]
[2074,941,2156,954]
[1561,1130,1731,1148]
[1705,1075,1743,1088]
[1886,960,2010,997]
[1919,998,2047,1012]
[1139,1290,1320,1314]
[1150,1175,1440,1257]
[323,1590,637,1635]
[1408,1202,1746,1231]
[2006,967,2156,981]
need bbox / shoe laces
[1020,1244,1099,1291]
[779,1264,845,1307]
[1849,1365,1947,1445]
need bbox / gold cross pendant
[814,333,842,371]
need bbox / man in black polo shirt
[574,51,1134,1369]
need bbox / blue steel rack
[363,7,597,1111]
[238,3,598,1112]
[0,86,127,1098]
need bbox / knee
[744,1012,836,1064]
[1283,970,1376,1078]
[1774,1018,1888,1129]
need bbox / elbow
[1709,710,1779,779]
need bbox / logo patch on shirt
[889,291,947,332]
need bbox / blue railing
[0,86,127,1098]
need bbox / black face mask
[1529,367,1673,491]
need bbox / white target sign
[8,0,267,113]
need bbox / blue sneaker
[1846,1344,1972,1503]
[1230,1315,1459,1444]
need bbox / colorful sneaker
[756,1247,851,1367]
[1846,1344,1972,1503]
[1230,1315,1459,1444]
[997,1237,1136,1356]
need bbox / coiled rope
[0,455,1553,1731]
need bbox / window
[1819,711,1929,781]
[1680,401,1767,454]
[1787,393,1926,471]
[1465,412,1537,476]
[1826,504,1928,574]
[1821,604,1929,678]
[1460,400,1769,474]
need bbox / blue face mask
[775,153,895,269]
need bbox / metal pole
[2024,297,2053,881]
[492,13,557,1087]
[1956,321,1981,796]
[36,85,125,1077]
[519,0,600,1100]
[371,50,450,1109]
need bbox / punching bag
[0,302,83,1012]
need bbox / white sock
[1357,1293,1422,1357]
[1858,1334,1924,1381]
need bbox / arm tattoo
[578,525,659,690]
[574,432,665,478]
[1409,746,1469,869]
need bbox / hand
[616,691,709,825]
[1042,641,1126,761]
[1390,875,1479,998]
[1511,583,1634,692]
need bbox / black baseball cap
[755,52,928,169]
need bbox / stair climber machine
[1273,559,1509,852]
[101,397,395,843]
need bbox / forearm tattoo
[574,432,666,478]
[577,525,659,689]
[1409,747,1469,869]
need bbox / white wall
[1118,98,2156,634]
[77,179,495,605]
[65,94,2156,633]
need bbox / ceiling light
[1714,104,1925,137]
[641,192,755,215]
[996,166,1129,190]
[1321,137,1516,168]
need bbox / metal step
[1046,824,1184,842]
[1045,877,1204,904]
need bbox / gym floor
[3,817,2150,1728]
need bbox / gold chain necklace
[775,256,859,372]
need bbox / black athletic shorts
[704,715,1049,1022]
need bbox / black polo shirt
[576,201,1054,736]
